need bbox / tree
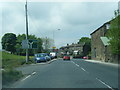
[41,37,54,52]
[2,33,17,53]
[78,37,91,44]
[107,10,120,54]
[15,34,43,55]
[78,37,91,56]
[37,38,43,53]
[15,34,26,55]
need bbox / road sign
[52,46,56,49]
[28,39,38,49]
[22,40,29,49]
[22,39,38,49]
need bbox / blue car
[44,53,52,61]
[34,53,48,63]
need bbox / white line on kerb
[21,75,31,81]
[96,78,114,90]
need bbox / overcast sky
[0,1,119,49]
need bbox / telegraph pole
[25,0,29,63]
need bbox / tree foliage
[1,33,43,55]
[41,37,54,51]
[2,33,17,53]
[15,34,43,55]
[78,37,91,56]
[78,37,91,45]
[107,10,120,54]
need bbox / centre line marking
[71,61,79,67]
[71,61,89,74]
[96,78,114,90]
[81,67,89,73]
[75,64,79,67]
[71,61,75,64]
[81,67,86,71]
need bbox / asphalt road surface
[11,59,118,89]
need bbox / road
[10,59,118,89]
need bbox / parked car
[50,52,57,59]
[44,53,51,61]
[63,55,70,60]
[34,53,50,63]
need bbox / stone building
[90,21,117,62]
[59,42,85,55]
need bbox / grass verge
[2,69,23,86]
[2,51,34,87]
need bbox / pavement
[84,59,119,67]
[8,58,118,89]
[15,58,58,75]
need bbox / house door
[94,48,96,58]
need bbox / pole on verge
[25,0,29,63]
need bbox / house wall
[91,25,107,61]
[91,22,119,63]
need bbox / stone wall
[91,23,109,61]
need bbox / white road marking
[71,61,89,73]
[81,67,89,73]
[71,61,79,67]
[21,75,31,81]
[71,61,75,64]
[75,64,79,67]
[32,72,36,75]
[81,67,86,71]
[96,78,114,90]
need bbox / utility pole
[25,0,29,63]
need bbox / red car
[83,56,88,59]
[63,55,70,60]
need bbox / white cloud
[1,2,118,48]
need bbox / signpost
[22,39,38,49]
[28,40,38,49]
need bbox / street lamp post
[52,29,60,51]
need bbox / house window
[106,24,110,29]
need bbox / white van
[50,52,57,59]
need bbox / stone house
[90,21,117,62]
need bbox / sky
[0,0,119,49]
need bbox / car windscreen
[36,54,45,57]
